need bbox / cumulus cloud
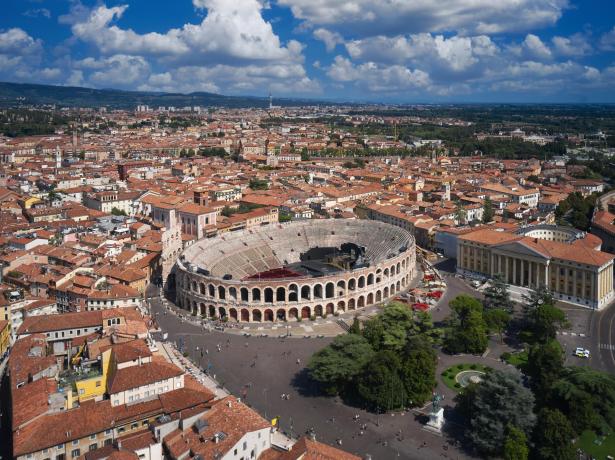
[84,55,151,87]
[68,1,301,63]
[520,34,552,60]
[327,56,431,92]
[278,0,569,36]
[551,34,592,57]
[313,28,344,52]
[346,33,498,74]
[599,27,615,51]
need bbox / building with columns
[457,225,615,310]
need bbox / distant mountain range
[0,81,330,109]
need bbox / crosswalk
[600,343,615,350]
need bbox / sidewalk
[159,341,229,399]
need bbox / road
[589,303,615,375]
[150,295,472,460]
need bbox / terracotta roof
[108,361,183,394]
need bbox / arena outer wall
[173,220,417,322]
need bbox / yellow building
[457,226,615,309]
[0,320,9,357]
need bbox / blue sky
[1,0,615,102]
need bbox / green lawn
[576,430,615,459]
[503,350,528,368]
[440,363,490,392]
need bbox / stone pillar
[528,261,533,289]
[512,258,517,285]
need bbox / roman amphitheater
[174,220,417,322]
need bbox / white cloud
[0,28,43,55]
[84,55,151,87]
[278,0,569,36]
[599,27,615,51]
[327,56,431,92]
[313,28,343,52]
[521,34,552,60]
[551,34,592,57]
[68,2,301,63]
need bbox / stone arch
[240,287,249,302]
[337,300,346,312]
[325,282,335,299]
[199,283,206,295]
[390,265,396,276]
[348,278,357,291]
[301,306,311,319]
[191,281,197,292]
[241,308,250,322]
[384,268,390,278]
[366,292,374,305]
[219,307,227,318]
[396,262,401,273]
[390,283,395,295]
[357,296,365,308]
[326,303,335,315]
[252,309,262,322]
[276,309,286,321]
[358,275,366,288]
[208,284,215,297]
[313,284,323,299]
[218,286,226,300]
[376,290,382,303]
[288,284,298,302]
[264,309,274,322]
[301,285,311,300]
[289,308,298,320]
[314,305,323,317]
[396,280,401,291]
[229,308,238,322]
[367,273,374,285]
[252,287,261,302]
[264,287,274,303]
[276,287,286,302]
[402,259,406,269]
[336,280,346,296]
[229,287,238,301]
[348,298,356,310]
[209,305,216,317]
[200,303,206,316]
[384,286,390,298]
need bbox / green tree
[249,178,269,190]
[484,308,511,343]
[444,295,488,354]
[357,350,406,411]
[456,370,536,456]
[349,316,361,335]
[503,425,529,460]
[523,303,567,344]
[482,196,495,223]
[362,302,414,350]
[399,337,437,407]
[531,408,576,460]
[483,274,513,312]
[525,339,563,399]
[550,367,615,433]
[522,286,555,313]
[111,207,127,216]
[307,334,375,396]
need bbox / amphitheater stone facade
[174,220,417,322]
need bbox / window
[79,389,85,395]
[243,441,247,450]
[57,444,64,450]
[71,450,80,458]
[89,434,96,440]
[96,381,101,387]
[131,423,138,430]
[56,455,65,460]
[234,449,237,456]
[88,444,97,452]
[104,429,112,436]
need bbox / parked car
[574,347,590,358]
